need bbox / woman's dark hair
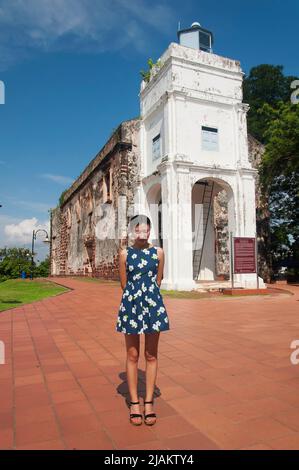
[128,214,151,231]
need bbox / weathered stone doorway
[192,177,235,282]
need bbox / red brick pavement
[0,278,299,450]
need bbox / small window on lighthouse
[152,134,161,160]
[201,126,218,151]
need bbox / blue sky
[0,0,298,261]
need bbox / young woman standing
[116,214,170,426]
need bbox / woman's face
[134,223,150,243]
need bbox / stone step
[193,280,242,292]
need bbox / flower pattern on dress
[116,245,170,335]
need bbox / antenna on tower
[178,20,181,32]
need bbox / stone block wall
[50,118,140,280]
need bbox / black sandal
[143,399,157,426]
[129,400,143,426]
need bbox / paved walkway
[1,278,299,450]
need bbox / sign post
[229,231,234,289]
[232,236,257,289]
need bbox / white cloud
[0,214,20,227]
[0,214,50,260]
[4,216,50,244]
[0,0,175,70]
[40,173,74,185]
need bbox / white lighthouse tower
[134,22,265,291]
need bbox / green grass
[0,278,69,312]
[160,289,214,299]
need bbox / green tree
[259,101,299,181]
[0,247,33,280]
[34,255,50,277]
[243,64,297,142]
[258,101,299,275]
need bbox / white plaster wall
[176,99,236,167]
[138,41,264,290]
[140,42,246,177]
[144,108,164,176]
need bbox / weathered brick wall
[50,207,68,276]
[50,119,140,280]
[248,134,271,282]
[214,189,229,278]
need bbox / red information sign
[233,237,256,273]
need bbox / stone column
[175,160,197,290]
[158,159,175,289]
[158,157,197,291]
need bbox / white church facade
[134,25,265,290]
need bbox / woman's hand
[119,247,127,289]
[156,247,164,287]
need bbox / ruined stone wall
[50,119,141,279]
[93,119,141,279]
[50,206,68,276]
[214,189,229,278]
[248,134,271,282]
[50,207,61,275]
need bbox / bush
[286,268,299,283]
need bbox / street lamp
[26,252,30,278]
[30,229,50,280]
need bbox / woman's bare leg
[144,332,160,423]
[125,333,141,424]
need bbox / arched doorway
[145,182,162,248]
[192,177,235,281]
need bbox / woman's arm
[119,247,127,290]
[156,247,164,288]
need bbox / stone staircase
[194,279,242,293]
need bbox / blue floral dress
[116,245,170,335]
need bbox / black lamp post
[26,252,30,278]
[30,229,50,280]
